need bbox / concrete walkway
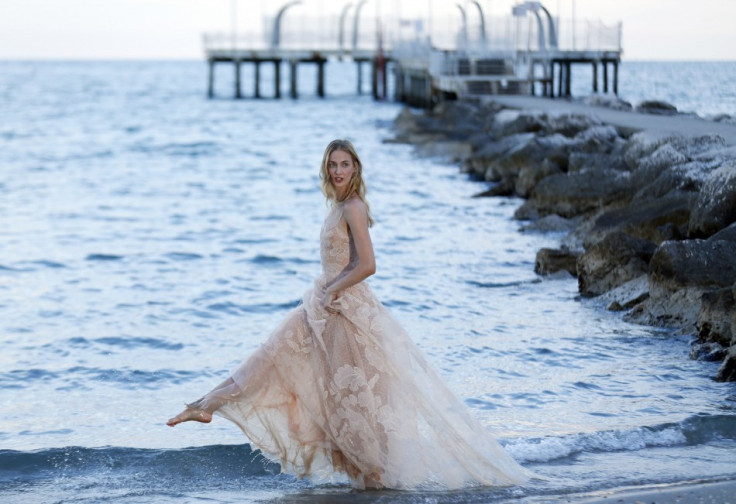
[487,95,736,147]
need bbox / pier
[203,1,622,107]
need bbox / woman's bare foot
[166,408,212,427]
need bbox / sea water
[1,60,735,503]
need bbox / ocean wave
[85,254,124,261]
[504,413,736,463]
[0,367,199,388]
[0,444,280,486]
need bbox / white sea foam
[506,426,687,463]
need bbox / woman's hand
[322,287,339,314]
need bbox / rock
[716,346,736,382]
[582,93,633,111]
[535,248,581,276]
[632,240,736,328]
[491,109,547,137]
[689,341,727,362]
[520,214,581,233]
[577,232,656,297]
[688,162,736,238]
[568,150,629,173]
[530,169,633,218]
[633,161,715,201]
[599,276,650,312]
[711,114,736,126]
[515,158,563,198]
[488,134,571,188]
[513,200,539,221]
[567,126,628,173]
[583,190,694,247]
[416,101,485,139]
[473,179,515,197]
[636,100,678,115]
[543,113,602,138]
[623,131,682,170]
[696,286,735,347]
[415,140,472,162]
[574,125,622,150]
[708,222,736,243]
[650,240,736,292]
[461,132,536,180]
[653,222,686,243]
[392,107,422,140]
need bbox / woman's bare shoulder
[342,196,367,213]
[341,197,369,224]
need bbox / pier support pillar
[371,58,378,100]
[613,62,619,95]
[395,67,404,102]
[381,61,388,100]
[207,60,215,98]
[254,61,261,98]
[557,62,563,97]
[593,62,598,93]
[274,60,281,99]
[317,59,325,98]
[603,62,609,93]
[234,60,242,99]
[357,61,363,94]
[290,60,298,99]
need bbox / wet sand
[555,479,736,503]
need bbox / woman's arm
[323,198,375,311]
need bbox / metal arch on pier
[203,1,621,105]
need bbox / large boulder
[515,158,563,198]
[636,100,678,115]
[535,247,581,276]
[623,132,724,172]
[583,190,694,247]
[490,109,548,137]
[582,94,633,111]
[688,163,736,238]
[577,232,656,297]
[708,222,736,243]
[543,113,602,138]
[530,169,633,218]
[623,131,682,170]
[696,285,735,347]
[461,132,536,180]
[716,347,736,382]
[632,240,736,327]
[415,100,486,139]
[650,239,736,292]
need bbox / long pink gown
[187,203,531,490]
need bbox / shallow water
[1,60,735,503]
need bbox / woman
[167,139,530,490]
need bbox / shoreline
[553,478,736,504]
[389,95,736,382]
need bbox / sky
[0,0,734,61]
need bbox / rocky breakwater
[390,100,736,381]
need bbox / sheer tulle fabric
[188,205,530,490]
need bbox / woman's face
[327,149,355,199]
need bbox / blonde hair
[319,139,374,227]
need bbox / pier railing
[203,14,388,56]
[203,13,620,59]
